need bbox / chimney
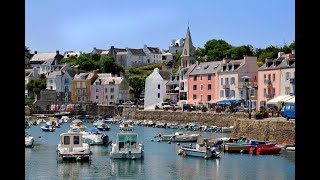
[278,52,284,58]
[34,51,37,54]
[292,50,295,55]
[154,68,159,73]
[171,40,175,46]
[110,46,114,49]
[56,50,59,55]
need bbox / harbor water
[25,121,295,180]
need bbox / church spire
[181,26,195,68]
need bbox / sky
[25,0,295,54]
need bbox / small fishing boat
[110,132,144,159]
[41,124,56,132]
[156,132,200,142]
[57,132,92,162]
[180,144,221,159]
[25,132,34,147]
[96,123,110,131]
[119,123,134,131]
[249,144,282,155]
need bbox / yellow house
[71,70,98,103]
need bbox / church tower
[181,26,195,68]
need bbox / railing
[237,82,258,88]
[289,78,295,84]
[264,79,272,85]
[222,84,230,89]
[166,90,179,94]
[264,93,274,98]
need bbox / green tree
[128,76,146,99]
[195,47,206,62]
[225,45,254,59]
[204,39,232,61]
[289,41,295,50]
[26,78,46,100]
[100,56,125,76]
[91,53,101,61]
[60,56,78,66]
[258,51,273,62]
[77,55,97,71]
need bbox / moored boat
[156,132,200,142]
[25,132,34,147]
[110,132,144,159]
[41,124,56,132]
[250,144,282,155]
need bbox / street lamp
[242,76,251,119]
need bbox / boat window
[64,136,70,145]
[74,136,80,144]
[119,142,124,149]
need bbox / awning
[284,96,295,103]
[215,99,244,105]
[267,95,293,104]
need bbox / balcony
[166,89,179,94]
[264,93,274,98]
[289,78,295,84]
[264,79,272,86]
[237,82,258,88]
[222,84,230,89]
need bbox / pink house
[188,61,221,105]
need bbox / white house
[169,38,185,57]
[162,52,173,62]
[279,52,295,96]
[144,68,172,110]
[25,67,39,98]
[142,45,162,64]
[90,74,129,105]
[29,50,64,75]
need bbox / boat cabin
[59,132,84,148]
[117,133,138,150]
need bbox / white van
[155,102,171,110]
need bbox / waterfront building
[90,73,129,105]
[71,70,98,103]
[144,68,171,110]
[29,50,64,75]
[257,51,295,109]
[25,67,39,98]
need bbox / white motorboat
[60,116,70,123]
[221,126,234,133]
[56,132,92,162]
[286,146,295,151]
[41,124,56,132]
[110,132,144,159]
[37,118,47,124]
[180,144,221,159]
[156,132,200,142]
[46,118,61,128]
[170,123,179,129]
[119,123,134,131]
[83,128,111,145]
[25,132,34,147]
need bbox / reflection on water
[26,122,295,180]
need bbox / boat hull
[224,143,253,152]
[181,148,210,158]
[25,138,34,147]
[110,151,144,159]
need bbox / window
[250,88,255,97]
[220,90,224,97]
[221,78,223,85]
[105,95,108,99]
[105,88,108,93]
[208,84,212,90]
[285,87,290,95]
[64,136,70,145]
[286,72,290,80]
[49,80,53,84]
[200,95,203,101]
[110,88,114,93]
[273,74,275,81]
[64,79,69,84]
[77,89,81,95]
[158,84,160,89]
[110,95,114,99]
[96,88,98,92]
[82,82,86,88]
[177,76,179,81]
[82,97,85,101]
[231,77,235,85]
[264,74,266,79]
[64,86,69,92]
[77,82,80,88]
[208,74,211,80]
[207,95,212,101]
[264,88,266,95]
[200,85,203,90]
[240,91,243,98]
[200,75,203,80]
[225,90,230,98]
[74,136,79,144]
[193,85,197,90]
[77,97,81,102]
[193,94,197,100]
[230,90,235,97]
[225,78,229,85]
[193,75,197,81]
[158,93,160,98]
[268,74,271,80]
[82,89,86,95]
[96,96,99,99]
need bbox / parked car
[233,105,249,112]
[155,102,171,110]
[170,104,181,110]
[123,101,135,105]
[281,103,295,120]
[183,104,196,111]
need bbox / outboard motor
[102,135,110,145]
[210,147,221,158]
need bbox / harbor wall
[122,109,295,145]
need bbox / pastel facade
[257,52,295,109]
[71,71,98,103]
[188,61,221,105]
[90,74,129,105]
[25,67,39,98]
[144,68,171,110]
[218,56,259,109]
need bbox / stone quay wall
[123,109,295,145]
[232,119,295,145]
